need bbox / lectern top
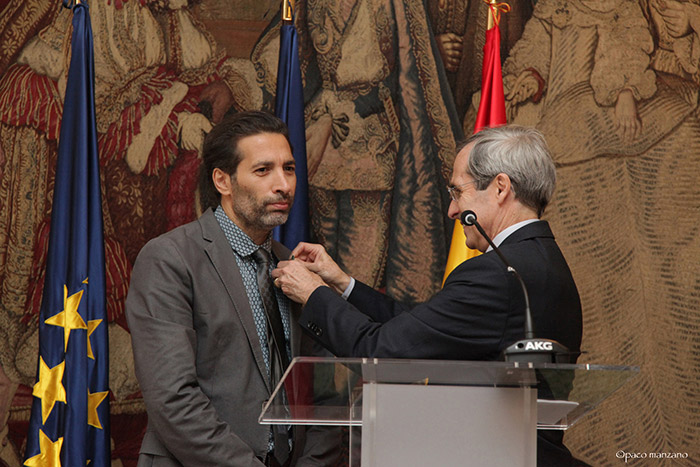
[259,357,639,430]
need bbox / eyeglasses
[446,180,478,201]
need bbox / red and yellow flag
[443,1,510,283]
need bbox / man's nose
[272,168,295,193]
[447,199,461,220]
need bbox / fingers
[291,242,323,260]
[286,242,351,293]
[437,33,463,50]
[631,117,641,140]
[291,242,333,267]
[506,78,537,104]
[178,112,213,151]
[614,90,641,142]
[444,59,460,73]
[273,258,315,280]
[629,118,641,141]
[271,260,325,304]
[615,116,641,142]
[436,33,463,73]
[441,41,462,54]
[506,71,538,103]
[617,119,629,142]
[271,260,298,288]
[443,33,463,43]
[615,114,629,141]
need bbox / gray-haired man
[273,125,586,466]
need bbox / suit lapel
[198,210,272,393]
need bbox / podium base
[360,383,537,467]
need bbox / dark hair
[198,111,290,211]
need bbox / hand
[290,242,351,294]
[198,80,234,124]
[505,70,539,105]
[614,89,641,142]
[436,33,463,73]
[272,260,326,305]
[177,112,213,151]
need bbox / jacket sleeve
[340,280,411,323]
[300,254,515,360]
[126,237,265,467]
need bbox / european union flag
[23,2,110,466]
[273,4,309,248]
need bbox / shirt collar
[214,205,272,257]
[486,219,539,252]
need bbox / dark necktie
[252,248,290,464]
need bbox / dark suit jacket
[126,209,339,467]
[300,221,584,465]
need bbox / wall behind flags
[1,0,699,465]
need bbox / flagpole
[486,0,510,31]
[487,0,495,30]
[282,0,293,21]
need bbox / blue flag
[23,2,110,466]
[273,12,309,248]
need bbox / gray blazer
[126,209,338,466]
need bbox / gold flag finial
[282,0,294,22]
[485,0,511,30]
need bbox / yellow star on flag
[32,357,66,424]
[23,429,63,467]
[45,285,87,351]
[87,389,109,430]
[86,319,102,360]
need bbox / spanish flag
[443,1,510,283]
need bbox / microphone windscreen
[460,210,477,226]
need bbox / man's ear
[212,168,232,197]
[494,173,512,203]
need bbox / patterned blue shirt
[214,206,292,377]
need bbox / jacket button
[306,322,322,336]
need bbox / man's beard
[233,192,295,233]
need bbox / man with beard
[126,111,339,466]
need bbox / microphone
[459,210,573,363]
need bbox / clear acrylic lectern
[259,357,639,467]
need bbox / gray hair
[458,125,556,217]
